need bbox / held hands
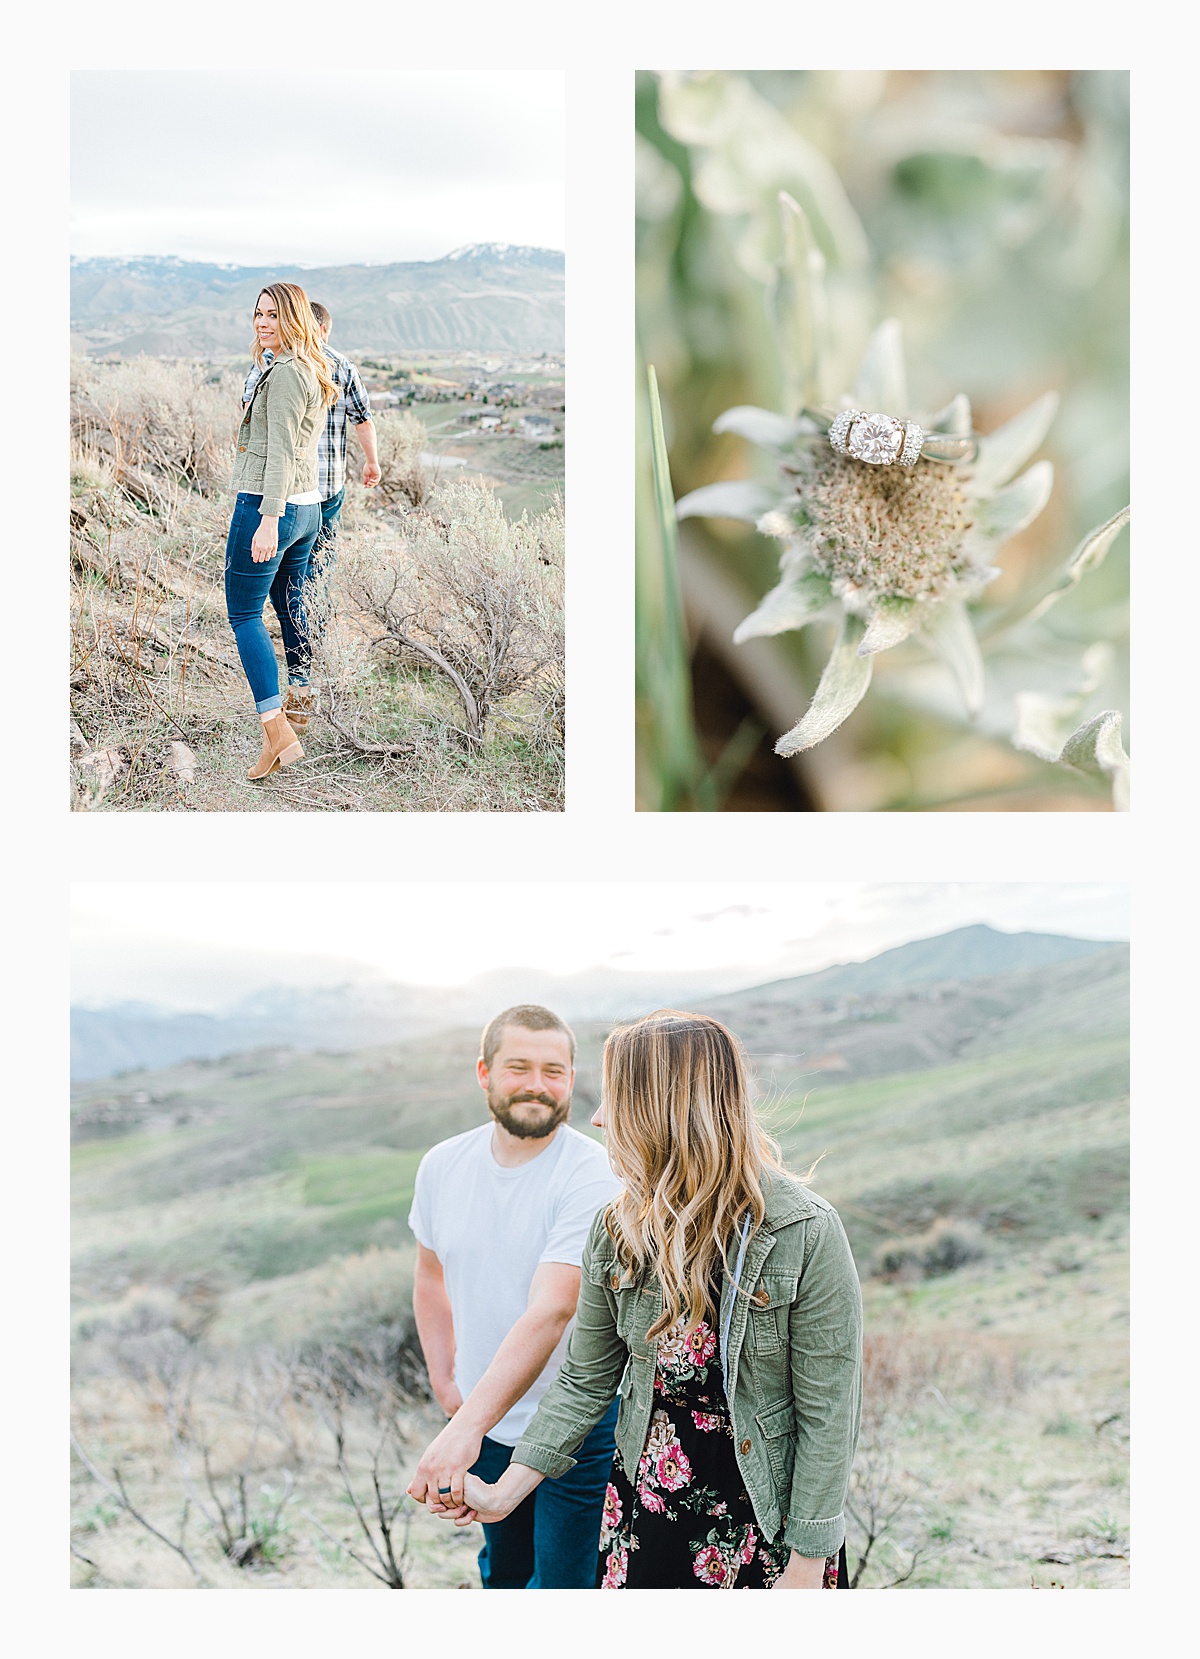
[455,1474,512,1526]
[405,1410,485,1520]
[417,1473,514,1528]
[250,516,280,563]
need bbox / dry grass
[843,1235,1128,1588]
[71,1354,482,1589]
[69,357,563,812]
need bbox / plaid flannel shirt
[243,345,372,500]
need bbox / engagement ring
[817,408,976,469]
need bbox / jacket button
[754,1288,770,1307]
[740,1439,752,1455]
[610,1273,620,1290]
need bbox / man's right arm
[412,1243,462,1418]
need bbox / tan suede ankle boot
[283,688,315,732]
[247,711,304,780]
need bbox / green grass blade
[637,365,705,808]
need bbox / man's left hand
[362,461,382,488]
[407,1415,484,1514]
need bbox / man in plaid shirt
[243,301,381,727]
[243,301,381,577]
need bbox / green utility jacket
[513,1173,862,1561]
[231,352,323,517]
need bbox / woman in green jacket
[432,1010,863,1589]
[225,282,338,780]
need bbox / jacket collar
[242,352,294,422]
[758,1167,812,1232]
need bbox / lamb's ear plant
[668,189,1130,807]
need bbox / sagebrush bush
[873,1217,986,1281]
[72,355,240,513]
[339,479,564,745]
[372,409,437,510]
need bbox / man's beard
[487,1084,571,1140]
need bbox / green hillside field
[70,951,1128,1588]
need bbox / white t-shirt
[408,1122,621,1445]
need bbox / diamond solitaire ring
[814,408,976,469]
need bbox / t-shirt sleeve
[407,1154,435,1250]
[539,1159,621,1268]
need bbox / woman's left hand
[251,516,280,563]
[421,1472,500,1527]
[774,1551,829,1588]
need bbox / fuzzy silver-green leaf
[712,405,810,450]
[992,505,1130,636]
[971,392,1059,494]
[1013,641,1114,760]
[775,613,872,753]
[927,393,972,436]
[859,596,919,656]
[970,459,1054,545]
[676,480,781,523]
[771,190,829,413]
[1059,710,1130,810]
[919,599,985,716]
[852,319,908,416]
[734,569,834,643]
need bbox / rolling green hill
[71,946,1128,1307]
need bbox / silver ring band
[810,407,976,468]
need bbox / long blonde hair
[601,1010,787,1340]
[251,282,338,408]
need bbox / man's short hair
[311,301,331,330]
[480,1005,576,1069]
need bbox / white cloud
[71,70,565,264]
[71,881,1129,1009]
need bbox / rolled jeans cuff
[256,693,284,714]
[782,1511,845,1560]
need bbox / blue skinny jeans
[303,486,345,639]
[314,486,345,571]
[224,492,321,712]
[469,1400,618,1589]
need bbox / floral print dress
[598,1294,843,1589]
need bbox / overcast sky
[71,882,1128,1009]
[71,71,565,265]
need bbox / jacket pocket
[755,1398,796,1440]
[756,1397,797,1492]
[747,1274,797,1355]
[612,1282,654,1358]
